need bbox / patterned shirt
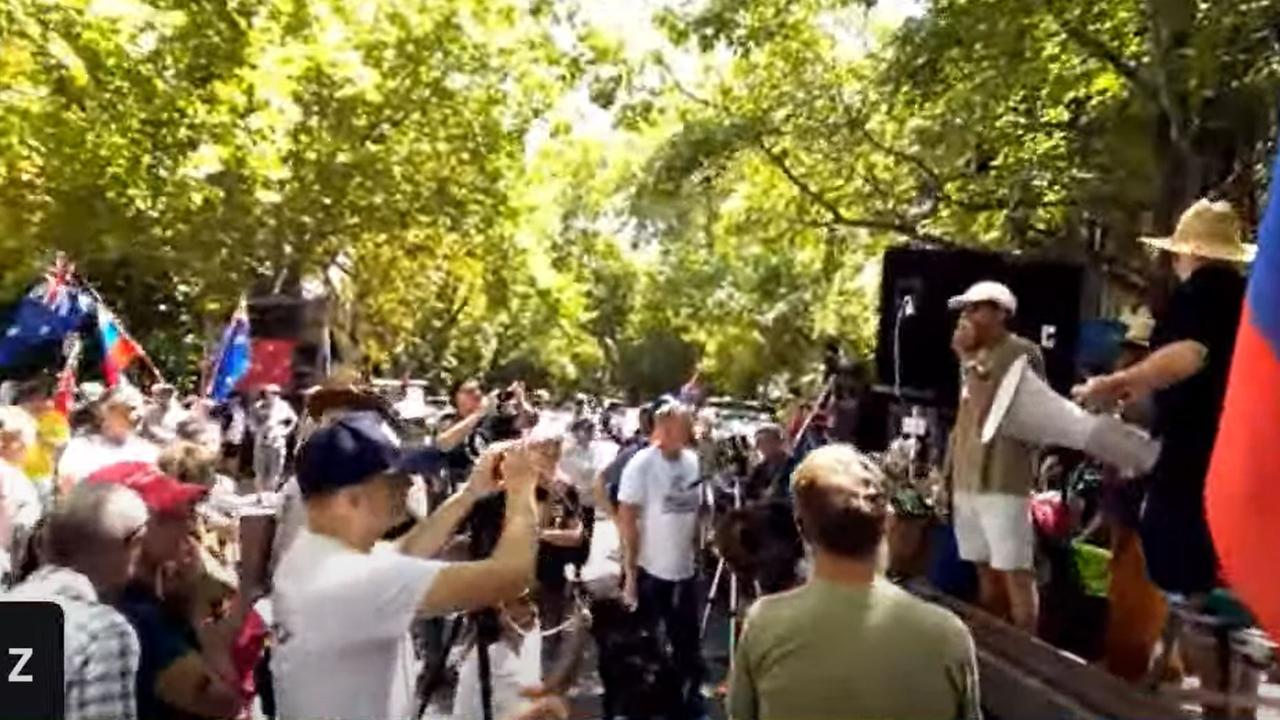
[4,566,140,720]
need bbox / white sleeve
[617,451,646,506]
[56,439,89,483]
[305,550,443,642]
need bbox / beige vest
[947,333,1044,496]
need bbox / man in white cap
[250,384,296,494]
[944,279,1045,632]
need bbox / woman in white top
[57,385,158,492]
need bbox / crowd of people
[0,195,1266,720]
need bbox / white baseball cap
[948,280,1017,315]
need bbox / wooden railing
[906,581,1190,720]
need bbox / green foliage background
[1,0,1276,397]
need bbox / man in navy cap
[270,412,553,720]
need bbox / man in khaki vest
[945,281,1044,632]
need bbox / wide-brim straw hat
[1140,199,1257,263]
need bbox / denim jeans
[636,568,705,719]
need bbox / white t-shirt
[271,528,443,720]
[253,398,297,447]
[617,446,701,581]
[449,621,542,720]
[56,434,158,484]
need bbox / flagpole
[70,274,166,387]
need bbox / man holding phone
[270,412,555,720]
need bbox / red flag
[1206,142,1280,640]
[238,338,295,391]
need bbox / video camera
[461,388,526,463]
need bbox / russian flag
[1206,140,1280,641]
[97,308,145,387]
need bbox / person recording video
[438,379,538,485]
[270,412,556,720]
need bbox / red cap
[86,462,207,517]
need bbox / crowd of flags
[0,255,251,401]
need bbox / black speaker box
[876,247,1083,407]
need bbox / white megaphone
[981,356,1161,475]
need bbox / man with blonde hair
[729,444,980,720]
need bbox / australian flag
[0,264,94,368]
[208,301,252,401]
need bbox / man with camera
[438,379,537,484]
[728,444,980,720]
[617,400,704,719]
[270,412,556,720]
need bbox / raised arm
[436,396,493,452]
[396,447,505,559]
[418,440,552,616]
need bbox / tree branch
[657,55,957,247]
[755,139,955,246]
[1040,0,1192,153]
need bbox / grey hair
[44,484,148,565]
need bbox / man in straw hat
[1075,198,1254,597]
[1076,198,1256,715]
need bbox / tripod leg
[728,570,739,664]
[701,558,725,639]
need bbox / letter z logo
[0,601,64,719]
[7,649,32,683]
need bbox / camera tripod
[699,474,761,665]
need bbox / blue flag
[0,270,94,368]
[208,302,252,401]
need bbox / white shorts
[953,492,1034,571]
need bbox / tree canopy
[1,0,1277,397]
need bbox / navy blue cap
[398,446,446,476]
[297,412,408,497]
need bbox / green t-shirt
[728,578,981,720]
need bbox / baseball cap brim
[947,292,1015,313]
[87,462,208,516]
[395,447,446,476]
